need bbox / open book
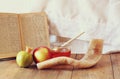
[0,12,50,59]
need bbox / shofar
[37,39,103,69]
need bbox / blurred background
[0,0,120,54]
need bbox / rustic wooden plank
[30,55,76,79]
[53,54,76,79]
[0,60,20,79]
[111,53,120,79]
[72,54,114,79]
[33,69,59,79]
[0,13,22,58]
[0,60,58,79]
[0,54,76,79]
[19,12,50,50]
[35,55,76,79]
[0,54,116,79]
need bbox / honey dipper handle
[60,32,85,47]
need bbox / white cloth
[0,0,120,54]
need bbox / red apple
[33,46,51,63]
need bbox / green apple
[33,46,51,63]
[16,51,33,68]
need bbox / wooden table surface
[0,54,120,79]
[0,36,120,79]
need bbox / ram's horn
[37,39,104,69]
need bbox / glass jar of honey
[51,47,71,58]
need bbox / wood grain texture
[34,54,77,79]
[0,13,21,58]
[19,12,50,50]
[72,55,114,79]
[111,53,120,79]
[0,54,76,79]
[54,54,76,79]
[0,54,119,79]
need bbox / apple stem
[25,46,33,53]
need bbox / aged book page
[0,12,50,58]
[0,13,22,58]
[19,12,50,50]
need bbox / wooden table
[0,53,120,79]
[0,36,120,79]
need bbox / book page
[0,13,21,58]
[19,12,50,49]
